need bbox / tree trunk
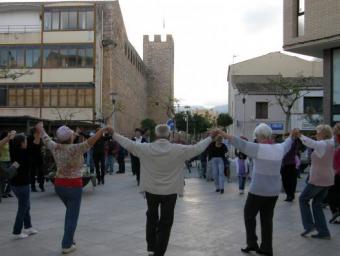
[285,113,291,133]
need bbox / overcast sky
[119,0,284,108]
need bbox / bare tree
[269,74,312,133]
[0,67,32,80]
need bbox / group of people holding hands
[0,121,339,256]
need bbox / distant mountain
[211,105,228,113]
[176,104,228,113]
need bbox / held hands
[35,122,45,135]
[7,130,16,140]
[291,128,301,138]
[103,125,114,134]
[209,128,220,139]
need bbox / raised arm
[113,133,141,157]
[228,136,259,159]
[182,137,213,160]
[0,131,16,149]
[299,135,328,158]
[280,137,293,156]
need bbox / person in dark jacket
[11,134,38,239]
[207,135,228,194]
[27,128,44,192]
[281,134,299,202]
[130,128,147,185]
[92,129,106,185]
[116,144,127,174]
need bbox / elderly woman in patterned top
[35,122,113,254]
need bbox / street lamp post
[242,92,247,136]
[184,105,190,142]
[110,92,118,129]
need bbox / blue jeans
[55,186,82,249]
[86,149,94,174]
[12,185,32,234]
[238,176,246,190]
[211,157,225,190]
[105,155,115,174]
[299,183,330,236]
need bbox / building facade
[0,1,174,134]
[228,52,323,139]
[283,0,340,125]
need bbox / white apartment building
[228,52,323,139]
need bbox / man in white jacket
[113,124,218,256]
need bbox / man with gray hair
[112,124,218,256]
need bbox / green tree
[140,118,156,141]
[174,111,212,137]
[217,113,233,130]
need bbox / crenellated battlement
[143,34,174,44]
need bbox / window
[60,10,78,30]
[8,47,25,68]
[0,48,8,67]
[50,89,58,106]
[44,45,93,68]
[44,46,61,67]
[25,47,41,68]
[59,88,67,106]
[67,88,77,106]
[0,87,7,106]
[44,12,51,30]
[52,11,60,30]
[333,49,340,105]
[256,102,268,119]
[297,0,305,37]
[304,97,323,114]
[44,8,94,31]
[85,88,93,106]
[26,87,33,106]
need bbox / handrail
[0,25,41,34]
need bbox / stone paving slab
[0,169,339,256]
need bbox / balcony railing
[0,25,41,34]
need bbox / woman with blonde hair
[297,124,335,239]
[35,122,113,254]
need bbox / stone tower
[143,34,174,124]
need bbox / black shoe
[2,194,8,198]
[31,188,37,192]
[256,249,273,256]
[241,246,259,253]
[39,185,45,192]
[220,189,224,194]
[311,234,331,240]
[102,179,105,185]
[6,193,13,198]
[215,189,220,193]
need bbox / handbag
[3,162,20,179]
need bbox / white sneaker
[23,228,38,236]
[13,233,28,240]
[62,245,77,254]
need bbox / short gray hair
[155,124,170,138]
[254,123,272,140]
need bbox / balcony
[0,25,41,44]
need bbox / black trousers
[281,164,297,199]
[131,158,141,184]
[145,192,177,256]
[117,158,125,173]
[328,175,340,214]
[244,193,278,254]
[30,162,44,189]
[93,154,105,182]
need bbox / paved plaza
[0,168,339,256]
